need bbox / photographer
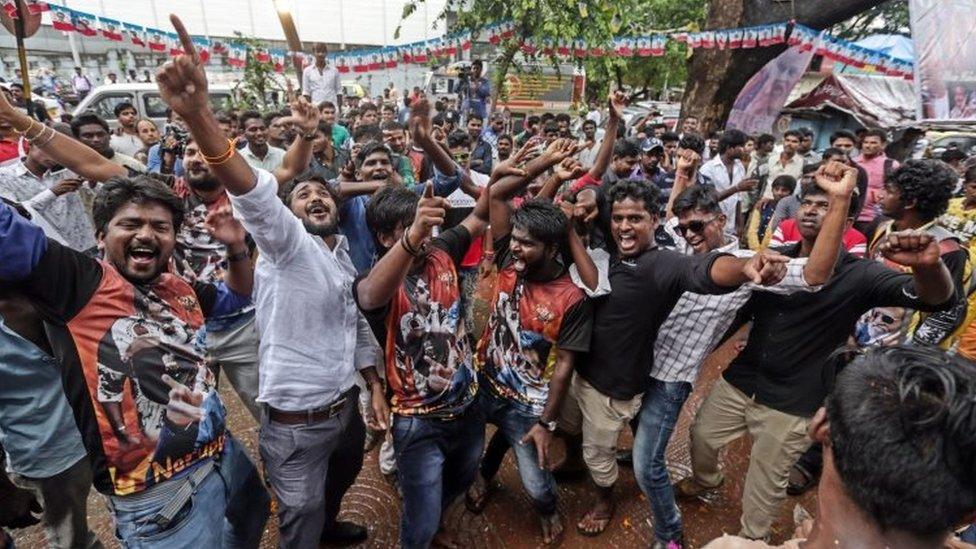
[460,59,491,122]
[147,107,190,176]
[69,113,146,174]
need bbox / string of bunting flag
[24,3,914,80]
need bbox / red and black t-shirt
[357,226,478,419]
[2,213,244,495]
[476,235,592,416]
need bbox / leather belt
[267,390,351,425]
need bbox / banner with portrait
[910,0,976,121]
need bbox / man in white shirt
[238,111,286,172]
[303,43,343,109]
[698,129,755,238]
[762,129,805,199]
[156,28,386,548]
[70,66,92,99]
[109,101,144,158]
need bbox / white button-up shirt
[240,145,286,173]
[653,219,819,384]
[0,162,97,252]
[302,63,342,106]
[230,168,380,411]
[698,155,745,238]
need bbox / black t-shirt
[724,245,951,417]
[575,247,729,400]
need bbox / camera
[162,123,189,157]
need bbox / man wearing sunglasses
[557,173,793,537]
[642,162,856,548]
[677,163,958,541]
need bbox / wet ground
[13,335,816,548]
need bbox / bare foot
[576,499,613,537]
[540,512,564,544]
[464,475,493,514]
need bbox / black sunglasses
[675,216,719,237]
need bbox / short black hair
[238,110,264,131]
[717,129,748,154]
[353,124,383,144]
[821,147,846,161]
[497,133,513,144]
[671,185,721,217]
[827,346,976,539]
[263,111,282,127]
[468,114,484,124]
[361,103,378,113]
[886,159,956,221]
[660,131,680,144]
[582,119,596,129]
[613,138,641,159]
[608,179,661,217]
[93,176,184,235]
[770,174,797,193]
[113,101,136,117]
[70,112,110,137]
[679,133,705,155]
[783,129,803,141]
[540,113,555,123]
[511,199,568,249]
[862,128,888,142]
[318,100,337,110]
[526,115,541,126]
[356,141,393,164]
[543,121,559,134]
[801,181,860,218]
[941,149,967,163]
[798,126,815,138]
[966,166,976,184]
[365,186,417,248]
[447,130,471,149]
[315,120,333,138]
[756,133,775,148]
[382,104,396,113]
[555,113,571,124]
[830,129,857,144]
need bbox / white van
[73,83,233,127]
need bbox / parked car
[927,132,976,158]
[73,83,233,127]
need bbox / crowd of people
[1,14,975,549]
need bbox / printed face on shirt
[242,116,267,146]
[611,197,657,258]
[357,150,393,181]
[99,201,177,284]
[289,180,339,237]
[676,208,726,254]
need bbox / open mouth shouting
[305,200,333,224]
[126,242,160,271]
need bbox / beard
[303,218,339,237]
[187,175,221,192]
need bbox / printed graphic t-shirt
[476,235,592,416]
[357,225,478,419]
[0,203,247,495]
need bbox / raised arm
[801,161,857,285]
[880,231,954,306]
[272,97,320,186]
[409,99,455,178]
[537,157,586,201]
[587,91,626,180]
[490,139,577,238]
[355,185,446,311]
[203,206,252,297]
[0,94,127,182]
[155,15,256,196]
[664,149,701,220]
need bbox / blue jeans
[479,390,557,515]
[393,403,485,549]
[110,435,269,549]
[633,378,692,542]
[962,524,976,543]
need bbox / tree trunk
[681,0,887,132]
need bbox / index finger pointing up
[170,14,200,65]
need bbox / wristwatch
[537,419,558,432]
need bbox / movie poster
[910,0,976,120]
